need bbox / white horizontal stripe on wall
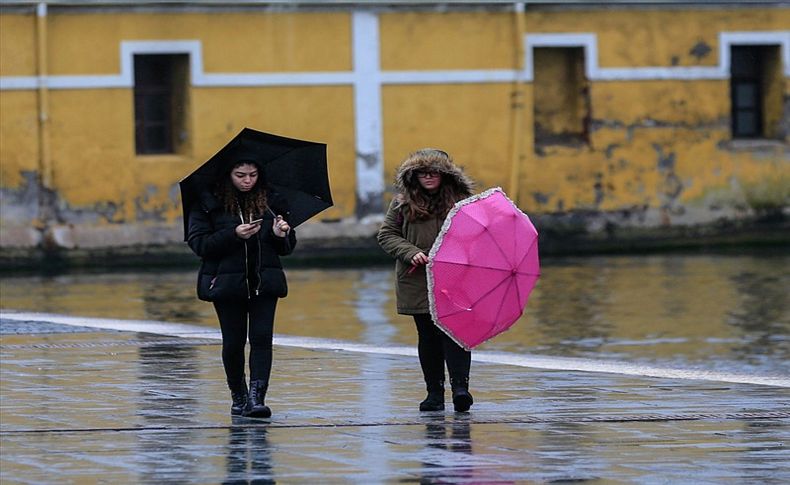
[197,72,355,87]
[525,31,790,81]
[2,31,788,91]
[0,76,38,90]
[380,69,520,84]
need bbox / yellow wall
[763,48,785,140]
[518,8,790,217]
[0,91,39,188]
[46,12,351,75]
[380,11,516,70]
[383,83,515,194]
[379,11,520,193]
[527,9,788,67]
[0,5,787,251]
[1,10,354,231]
[0,13,36,76]
[0,14,39,188]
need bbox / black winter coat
[187,191,296,301]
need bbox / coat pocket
[208,273,248,301]
[197,273,215,302]
[256,268,289,298]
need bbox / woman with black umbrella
[187,159,296,418]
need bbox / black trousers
[413,313,471,390]
[213,295,277,390]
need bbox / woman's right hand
[235,222,261,240]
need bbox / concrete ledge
[1,215,788,272]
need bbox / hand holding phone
[236,220,262,239]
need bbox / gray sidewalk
[1,317,789,484]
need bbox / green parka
[377,151,474,315]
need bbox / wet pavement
[1,314,789,484]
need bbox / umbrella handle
[440,289,472,311]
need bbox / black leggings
[213,295,277,388]
[413,313,471,388]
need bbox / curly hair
[215,161,268,222]
[401,149,472,222]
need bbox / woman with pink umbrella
[377,149,476,412]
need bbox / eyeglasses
[416,170,440,179]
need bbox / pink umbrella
[427,187,540,350]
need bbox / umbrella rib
[487,276,513,339]
[266,145,304,166]
[512,275,522,318]
[439,307,472,319]
[501,277,524,335]
[455,211,513,269]
[515,236,540,275]
[435,260,538,275]
[486,227,513,270]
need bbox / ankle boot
[419,381,445,411]
[450,377,473,413]
[229,382,248,416]
[244,380,271,418]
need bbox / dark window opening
[134,54,190,155]
[533,47,591,152]
[730,45,782,140]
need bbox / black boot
[244,380,271,418]
[450,377,473,413]
[229,381,248,416]
[419,381,445,411]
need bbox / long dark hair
[404,181,459,222]
[215,161,268,222]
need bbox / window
[533,47,590,151]
[730,45,782,139]
[134,54,190,155]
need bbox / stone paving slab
[1,325,789,484]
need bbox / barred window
[134,54,190,155]
[533,47,590,152]
[730,45,782,140]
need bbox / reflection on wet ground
[2,254,788,375]
[1,329,788,483]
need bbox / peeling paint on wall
[0,171,41,222]
[355,150,385,219]
[134,185,181,223]
[689,41,712,60]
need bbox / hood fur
[394,148,475,196]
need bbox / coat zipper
[255,238,262,296]
[239,210,251,299]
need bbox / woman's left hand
[273,215,290,237]
[411,251,429,266]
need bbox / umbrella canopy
[179,128,333,240]
[427,187,540,350]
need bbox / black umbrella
[179,128,333,240]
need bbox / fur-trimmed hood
[394,148,475,196]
